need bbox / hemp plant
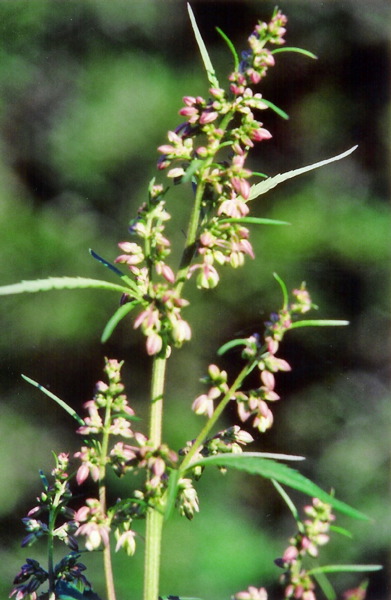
[1,6,381,600]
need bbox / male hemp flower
[75,499,110,551]
[233,588,268,600]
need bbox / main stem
[143,355,167,600]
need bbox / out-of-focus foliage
[0,1,389,599]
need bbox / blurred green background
[0,1,389,599]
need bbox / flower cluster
[233,586,268,600]
[19,454,78,551]
[115,184,191,356]
[9,454,90,600]
[276,498,336,600]
[156,11,288,290]
[180,426,253,483]
[73,359,144,553]
[10,559,48,600]
[192,363,229,418]
[235,284,315,433]
[73,359,180,553]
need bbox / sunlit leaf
[187,3,220,89]
[249,146,358,200]
[218,217,290,226]
[308,565,382,575]
[0,276,130,296]
[189,454,369,521]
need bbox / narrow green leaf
[218,337,251,355]
[313,570,336,600]
[218,217,290,226]
[330,524,353,539]
[89,248,125,277]
[187,3,220,89]
[164,469,181,521]
[101,300,139,343]
[289,319,350,329]
[39,470,50,491]
[272,479,300,522]
[215,27,239,71]
[89,249,141,296]
[271,47,317,60]
[261,99,289,120]
[21,375,85,426]
[273,272,289,310]
[181,159,204,184]
[192,451,305,464]
[249,146,358,200]
[189,454,369,521]
[308,565,382,576]
[0,276,130,296]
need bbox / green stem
[180,359,255,472]
[100,400,117,600]
[143,355,167,600]
[175,110,235,293]
[47,509,56,593]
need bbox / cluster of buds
[74,498,111,552]
[10,453,88,600]
[235,284,315,433]
[74,359,136,485]
[180,426,253,482]
[19,454,78,551]
[192,363,229,418]
[10,553,92,600]
[73,359,180,552]
[176,478,200,520]
[156,11,288,290]
[10,559,47,600]
[115,184,191,356]
[276,498,336,600]
[73,359,143,553]
[233,587,268,600]
[230,9,287,92]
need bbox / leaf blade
[101,300,139,343]
[249,146,358,201]
[189,454,369,521]
[187,3,219,88]
[218,217,290,226]
[21,375,85,426]
[0,276,131,296]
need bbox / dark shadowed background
[0,1,389,599]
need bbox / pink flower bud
[182,95,196,106]
[146,333,163,356]
[179,106,198,117]
[199,110,219,125]
[251,127,272,142]
[167,167,185,178]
